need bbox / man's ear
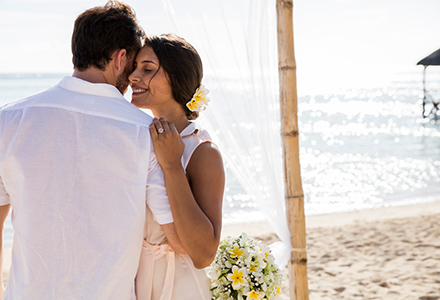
[113,49,127,71]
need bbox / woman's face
[129,46,174,110]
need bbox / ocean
[0,72,439,247]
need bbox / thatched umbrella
[417,48,440,66]
[417,48,440,117]
[276,0,309,299]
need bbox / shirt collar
[180,122,198,138]
[57,76,126,100]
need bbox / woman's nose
[129,71,139,83]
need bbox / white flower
[255,254,267,270]
[186,84,210,112]
[227,266,247,290]
[225,261,232,268]
[207,269,219,280]
[208,233,283,300]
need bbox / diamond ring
[158,128,164,134]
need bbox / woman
[129,34,225,300]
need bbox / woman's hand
[149,118,185,170]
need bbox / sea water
[0,72,439,246]
[221,70,440,223]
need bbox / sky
[1,0,440,92]
[294,0,440,91]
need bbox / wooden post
[422,66,427,118]
[276,1,309,299]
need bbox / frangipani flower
[249,264,256,272]
[227,266,246,289]
[228,244,244,258]
[247,290,262,300]
[255,253,267,270]
[276,285,283,295]
[186,84,210,112]
[260,244,271,260]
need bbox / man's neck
[72,68,113,85]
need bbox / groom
[0,1,172,299]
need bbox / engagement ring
[158,128,164,134]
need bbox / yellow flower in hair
[186,84,210,112]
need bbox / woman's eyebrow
[140,60,157,65]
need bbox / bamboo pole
[276,1,309,299]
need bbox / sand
[2,201,440,299]
[222,201,440,300]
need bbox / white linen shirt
[0,76,173,300]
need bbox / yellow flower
[186,99,200,112]
[227,266,246,289]
[276,285,283,294]
[186,84,210,112]
[249,264,256,272]
[228,244,244,258]
[247,290,261,299]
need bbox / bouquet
[208,233,283,300]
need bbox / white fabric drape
[159,0,291,268]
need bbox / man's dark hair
[72,0,145,71]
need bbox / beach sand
[2,201,439,299]
[222,201,440,300]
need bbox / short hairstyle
[145,34,203,120]
[72,0,145,71]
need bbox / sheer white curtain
[157,0,291,268]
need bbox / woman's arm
[163,143,224,268]
[160,223,187,254]
[150,119,224,269]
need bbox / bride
[129,34,224,300]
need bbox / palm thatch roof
[417,48,440,66]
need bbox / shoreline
[221,199,440,239]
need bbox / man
[0,1,173,299]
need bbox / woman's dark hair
[145,34,203,120]
[72,0,145,71]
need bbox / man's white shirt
[0,76,172,300]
